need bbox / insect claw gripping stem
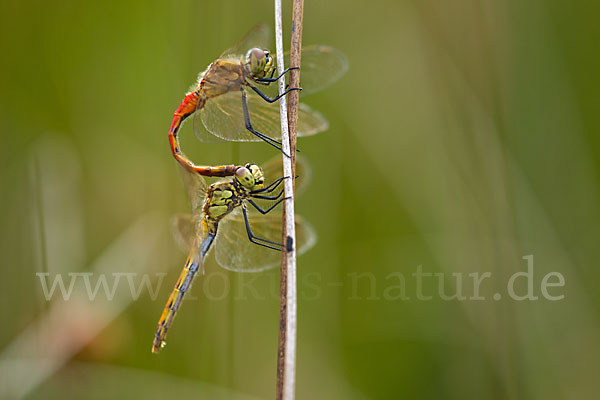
[243,85,302,155]
[242,206,283,250]
[241,90,291,157]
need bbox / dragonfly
[168,24,348,175]
[152,156,316,353]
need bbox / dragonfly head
[245,48,275,80]
[235,164,265,191]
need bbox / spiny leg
[250,176,286,194]
[241,90,288,155]
[241,206,283,250]
[255,66,299,84]
[251,175,298,194]
[251,188,285,200]
[249,85,301,103]
[247,196,287,214]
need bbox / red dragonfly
[168,24,348,176]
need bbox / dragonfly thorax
[244,48,275,80]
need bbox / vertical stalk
[287,0,303,179]
[274,0,303,399]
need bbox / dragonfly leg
[255,66,299,84]
[251,174,301,194]
[251,188,284,200]
[241,90,291,156]
[241,206,283,250]
[250,85,302,103]
[247,196,287,215]
[250,176,287,194]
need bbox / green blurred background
[1,0,599,398]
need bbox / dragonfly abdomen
[152,256,201,353]
[170,92,201,131]
[200,232,216,261]
[168,91,240,177]
[168,91,201,168]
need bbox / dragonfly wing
[172,211,220,262]
[259,154,312,197]
[197,90,328,142]
[256,45,349,98]
[294,215,318,256]
[179,167,208,213]
[171,214,200,254]
[193,99,228,144]
[213,212,317,272]
[252,45,348,98]
[172,169,208,254]
[219,24,272,59]
[296,102,329,137]
[289,45,349,96]
[199,91,273,142]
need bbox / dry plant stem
[274,0,303,399]
[287,0,303,180]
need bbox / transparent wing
[171,214,199,254]
[254,44,349,99]
[219,24,271,59]
[214,212,317,272]
[192,101,227,144]
[191,67,226,144]
[179,166,208,214]
[260,154,312,197]
[171,213,214,265]
[288,45,349,96]
[195,90,328,142]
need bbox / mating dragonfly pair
[153,25,347,353]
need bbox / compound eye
[250,48,265,61]
[236,167,249,178]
